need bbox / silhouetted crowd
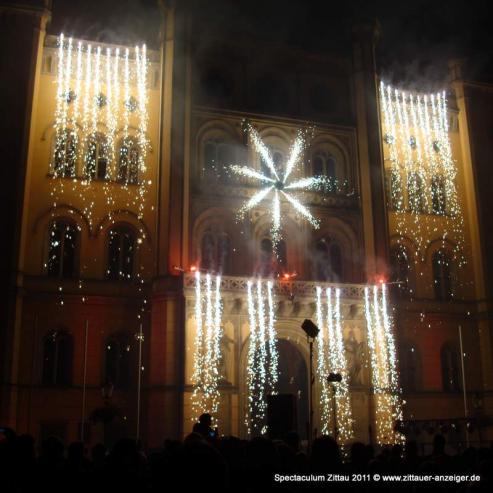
[1,424,492,492]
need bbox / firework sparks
[245,279,278,436]
[379,82,466,285]
[231,123,331,245]
[191,272,223,423]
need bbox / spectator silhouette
[311,435,342,473]
[193,412,217,440]
[1,423,493,492]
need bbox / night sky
[49,0,493,85]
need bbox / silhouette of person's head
[350,442,367,469]
[91,443,107,465]
[41,436,64,463]
[68,441,85,463]
[311,436,342,472]
[15,434,35,461]
[199,413,212,427]
[285,431,300,452]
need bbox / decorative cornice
[183,273,367,301]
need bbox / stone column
[351,21,390,280]
[147,3,191,445]
[0,0,51,428]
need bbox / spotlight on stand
[301,319,319,338]
[327,372,342,383]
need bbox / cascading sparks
[379,82,466,283]
[364,283,405,446]
[50,33,150,311]
[315,287,354,447]
[245,279,279,436]
[52,34,150,227]
[191,271,223,422]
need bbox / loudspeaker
[267,393,297,439]
[301,319,319,338]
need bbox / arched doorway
[277,339,309,439]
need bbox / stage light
[327,372,342,383]
[301,319,319,338]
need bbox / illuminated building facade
[1,1,492,450]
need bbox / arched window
[277,240,287,271]
[53,129,78,177]
[118,138,139,184]
[42,330,73,386]
[217,144,235,172]
[433,250,453,300]
[273,151,283,176]
[400,344,420,391]
[200,232,216,271]
[330,243,342,281]
[203,140,235,180]
[85,133,109,180]
[407,172,425,213]
[431,175,446,214]
[217,233,231,274]
[204,141,217,173]
[390,246,411,297]
[441,344,461,392]
[47,219,78,278]
[386,169,402,210]
[313,155,324,177]
[260,154,271,178]
[199,231,232,274]
[260,147,283,179]
[312,152,336,181]
[259,238,274,277]
[312,238,343,282]
[106,226,135,280]
[104,333,133,389]
[313,239,329,281]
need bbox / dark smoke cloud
[49,0,492,82]
[50,0,161,47]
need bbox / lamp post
[135,323,144,440]
[80,319,89,442]
[458,324,469,447]
[99,381,114,447]
[301,319,319,449]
